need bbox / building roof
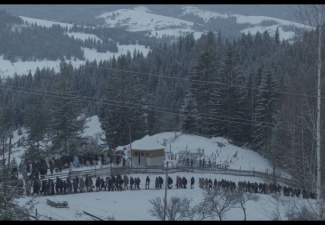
[131,135,165,151]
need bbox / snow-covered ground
[180,6,313,39]
[16,171,303,221]
[0,40,150,78]
[0,16,151,78]
[3,115,308,220]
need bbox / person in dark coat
[73,178,78,193]
[96,177,101,191]
[101,178,106,191]
[155,177,159,189]
[145,176,150,190]
[135,177,141,190]
[55,177,60,194]
[119,178,124,191]
[182,177,187,189]
[208,179,213,190]
[159,176,163,189]
[34,168,39,179]
[79,177,85,193]
[190,177,195,189]
[130,176,134,190]
[85,175,92,192]
[33,178,41,195]
[108,177,113,191]
[41,179,47,195]
[213,179,217,190]
[105,177,110,191]
[56,159,63,172]
[123,175,129,190]
[168,176,173,189]
[110,175,116,190]
[116,174,122,190]
[67,178,72,194]
[50,161,54,175]
[49,179,54,196]
[43,160,48,175]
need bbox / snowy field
[16,172,297,221]
[5,115,311,220]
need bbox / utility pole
[316,5,322,221]
[163,161,168,221]
[129,123,132,168]
[295,5,324,220]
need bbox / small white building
[131,135,165,167]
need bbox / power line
[1,52,324,100]
[0,80,323,135]
[0,55,324,134]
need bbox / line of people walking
[24,174,197,196]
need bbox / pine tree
[252,62,280,156]
[0,108,27,220]
[144,93,160,136]
[189,30,219,137]
[99,55,146,146]
[24,72,49,162]
[180,91,198,134]
[49,60,86,156]
[0,166,28,220]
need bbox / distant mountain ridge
[0,4,312,78]
[97,5,309,42]
[0,4,307,42]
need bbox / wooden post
[163,161,168,221]
[129,123,132,168]
[35,208,37,218]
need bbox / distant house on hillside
[131,135,165,167]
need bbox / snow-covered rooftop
[131,135,164,151]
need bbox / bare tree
[191,201,213,221]
[233,190,260,221]
[148,196,194,221]
[285,197,318,220]
[293,4,325,220]
[200,188,239,221]
[259,193,285,221]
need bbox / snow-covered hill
[98,5,312,43]
[180,6,312,39]
[5,115,310,221]
[0,5,313,79]
[97,6,203,40]
[8,115,290,179]
[0,15,150,78]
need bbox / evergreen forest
[0,9,324,190]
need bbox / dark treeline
[0,10,174,62]
[0,11,325,190]
[68,23,176,49]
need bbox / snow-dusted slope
[0,15,150,78]
[0,41,151,78]
[97,6,203,40]
[0,5,313,78]
[181,6,313,40]
[98,7,194,31]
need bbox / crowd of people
[18,173,317,200]
[22,151,125,180]
[197,177,316,199]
